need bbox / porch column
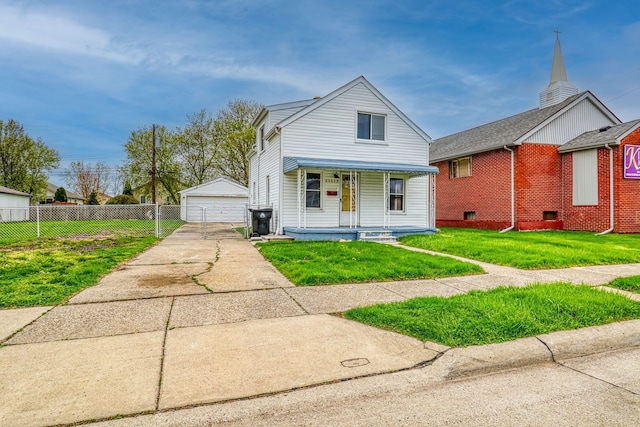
[383,172,390,229]
[303,168,307,229]
[297,169,301,228]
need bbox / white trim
[515,92,621,145]
[275,76,432,143]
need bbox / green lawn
[399,228,640,269]
[0,219,185,243]
[607,276,640,294]
[344,283,640,347]
[0,236,157,308]
[256,240,483,285]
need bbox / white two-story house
[248,76,438,240]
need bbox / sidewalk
[1,223,639,426]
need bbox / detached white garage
[179,178,249,223]
[0,185,31,222]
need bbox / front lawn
[0,236,157,308]
[607,276,640,294]
[344,283,640,347]
[399,228,640,269]
[256,240,483,285]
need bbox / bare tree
[63,161,111,202]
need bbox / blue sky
[1,0,639,185]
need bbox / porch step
[357,230,397,243]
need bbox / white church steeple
[539,30,578,109]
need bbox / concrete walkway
[1,223,639,426]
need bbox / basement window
[464,211,476,220]
[450,157,472,178]
[543,211,558,220]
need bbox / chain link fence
[0,205,184,244]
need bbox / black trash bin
[250,208,272,236]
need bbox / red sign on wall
[624,145,640,179]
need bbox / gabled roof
[558,120,640,153]
[430,91,619,162]
[0,185,31,197]
[179,177,248,196]
[261,76,432,143]
[252,99,317,128]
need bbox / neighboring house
[0,185,31,222]
[45,183,84,205]
[179,177,249,223]
[249,75,438,240]
[430,35,640,233]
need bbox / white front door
[340,173,358,226]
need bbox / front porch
[282,226,436,241]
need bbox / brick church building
[430,35,640,233]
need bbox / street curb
[432,319,640,379]
[433,336,552,379]
[538,318,640,361]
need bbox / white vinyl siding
[282,82,428,165]
[528,99,617,144]
[572,149,598,205]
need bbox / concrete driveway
[1,223,639,427]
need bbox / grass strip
[344,283,640,347]
[607,275,640,294]
[0,236,157,308]
[399,228,640,269]
[256,240,483,286]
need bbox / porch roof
[283,157,439,175]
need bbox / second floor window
[357,113,385,141]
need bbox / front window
[450,157,472,178]
[306,172,321,208]
[389,178,404,211]
[357,113,385,141]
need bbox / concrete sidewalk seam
[156,296,176,411]
[0,306,54,346]
[281,288,310,315]
[557,360,640,396]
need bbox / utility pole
[151,124,157,204]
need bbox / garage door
[185,196,247,222]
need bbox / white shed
[0,185,31,222]
[179,178,249,223]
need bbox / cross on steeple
[554,28,561,40]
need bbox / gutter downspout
[500,146,515,233]
[596,144,614,235]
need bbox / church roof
[558,120,640,153]
[430,92,586,162]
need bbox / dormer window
[357,112,385,141]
